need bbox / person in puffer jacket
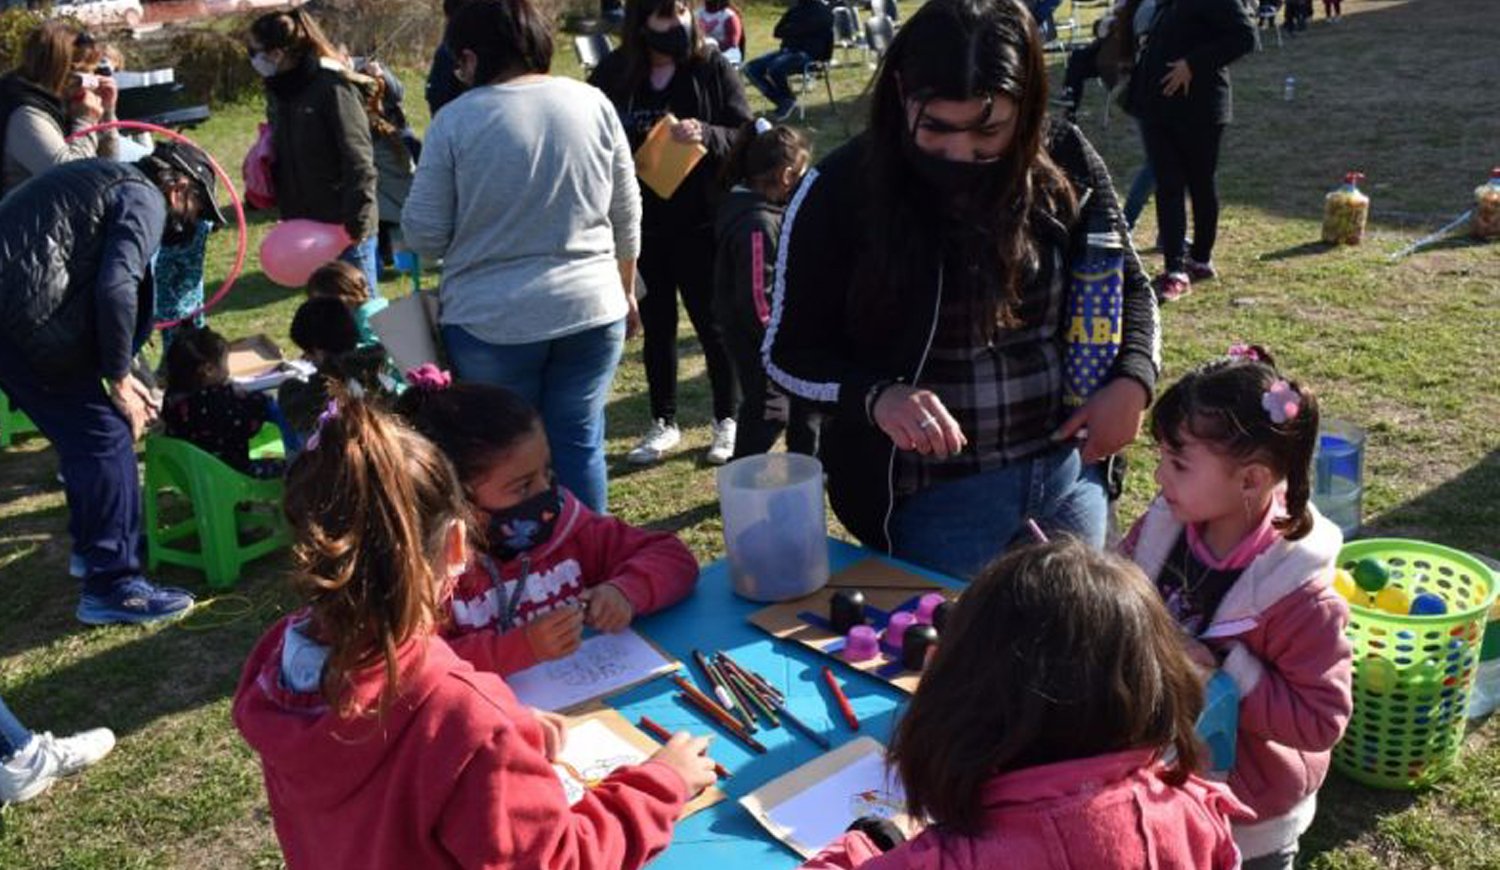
[1121,345,1353,870]
[395,372,699,676]
[0,149,225,627]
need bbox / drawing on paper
[551,719,651,806]
[507,629,676,712]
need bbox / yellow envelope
[634,113,708,200]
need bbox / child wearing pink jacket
[1122,346,1353,869]
[802,540,1249,870]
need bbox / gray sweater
[402,76,641,345]
[2,107,117,195]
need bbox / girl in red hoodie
[395,367,700,676]
[232,397,715,869]
[1121,345,1354,870]
[803,539,1249,870]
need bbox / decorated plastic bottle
[1063,211,1124,407]
[1322,171,1369,245]
[1472,168,1500,240]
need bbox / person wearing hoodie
[395,373,700,677]
[232,397,716,870]
[713,119,818,459]
[1121,347,1353,870]
[742,0,835,119]
[800,540,1249,869]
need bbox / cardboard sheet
[747,559,953,694]
[557,707,723,818]
[369,290,441,374]
[633,113,707,200]
[226,335,284,379]
[739,737,916,858]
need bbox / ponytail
[1151,345,1322,541]
[282,392,472,717]
[718,120,811,193]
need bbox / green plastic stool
[0,389,40,448]
[143,435,290,589]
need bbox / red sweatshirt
[233,616,688,870]
[801,749,1249,870]
[443,487,700,676]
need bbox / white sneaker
[626,419,682,465]
[706,418,737,466]
[0,728,116,805]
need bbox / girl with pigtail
[713,118,817,459]
[232,394,715,869]
[1119,344,1354,870]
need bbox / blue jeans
[443,319,626,513]
[0,696,32,761]
[340,236,381,299]
[890,446,1107,580]
[1125,161,1155,230]
[0,345,145,598]
[744,50,810,107]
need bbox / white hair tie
[754,117,774,135]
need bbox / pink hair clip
[406,364,453,392]
[1262,380,1301,424]
[1227,343,1262,362]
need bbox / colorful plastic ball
[1333,569,1357,601]
[1360,656,1398,694]
[1410,593,1448,616]
[1375,587,1412,615]
[1353,557,1391,593]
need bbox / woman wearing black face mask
[589,0,753,468]
[765,0,1160,580]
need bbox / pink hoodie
[1124,496,1353,859]
[800,749,1249,870]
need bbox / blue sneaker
[76,578,195,626]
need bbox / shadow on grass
[1364,448,1499,560]
[1259,240,1336,262]
[642,500,721,535]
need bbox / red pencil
[671,676,769,753]
[821,666,860,731]
[637,715,731,780]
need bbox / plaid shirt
[895,246,1068,496]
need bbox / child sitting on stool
[162,326,285,478]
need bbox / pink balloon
[259,220,352,288]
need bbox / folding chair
[573,32,614,75]
[831,5,864,65]
[794,60,838,123]
[1255,1,1283,49]
[864,14,894,65]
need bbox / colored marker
[672,676,767,753]
[821,666,860,731]
[766,696,831,750]
[693,650,754,731]
[1025,517,1049,543]
[725,666,780,727]
[637,715,730,780]
[715,652,785,704]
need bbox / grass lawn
[2,0,1498,866]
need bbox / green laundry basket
[1334,539,1496,790]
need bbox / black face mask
[902,132,1005,206]
[484,484,562,562]
[642,23,692,61]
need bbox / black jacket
[0,72,65,199]
[265,55,378,241]
[1126,0,1255,126]
[713,187,784,340]
[589,48,753,237]
[775,0,836,61]
[0,159,160,387]
[764,123,1160,550]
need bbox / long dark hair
[250,8,341,64]
[1151,346,1321,540]
[614,0,707,96]
[163,325,229,395]
[859,0,1076,331]
[889,539,1205,834]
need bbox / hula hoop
[67,120,249,330]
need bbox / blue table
[609,538,957,868]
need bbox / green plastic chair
[0,389,40,448]
[143,434,289,589]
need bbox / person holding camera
[0,142,226,626]
[0,21,118,198]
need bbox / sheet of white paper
[762,750,905,856]
[552,719,651,806]
[507,629,675,712]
